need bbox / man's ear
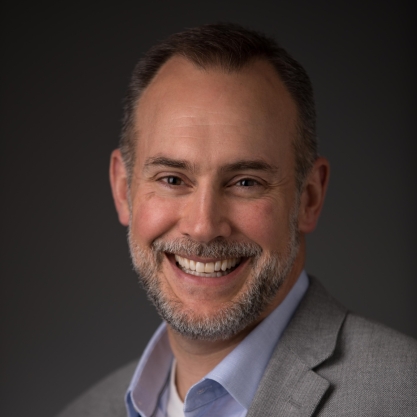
[298,156,330,234]
[109,149,130,226]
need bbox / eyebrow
[144,156,196,173]
[221,159,279,174]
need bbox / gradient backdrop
[1,1,416,416]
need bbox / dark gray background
[1,1,415,416]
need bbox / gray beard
[128,211,300,341]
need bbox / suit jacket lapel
[247,277,347,417]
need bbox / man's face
[126,57,304,340]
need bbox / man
[58,23,417,417]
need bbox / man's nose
[178,186,232,243]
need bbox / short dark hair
[120,23,318,191]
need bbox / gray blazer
[57,278,417,416]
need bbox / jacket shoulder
[330,311,417,373]
[56,360,137,417]
[316,312,417,415]
[341,312,417,359]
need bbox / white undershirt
[167,359,184,417]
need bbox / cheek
[130,192,179,245]
[231,199,291,250]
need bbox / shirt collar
[127,270,309,415]
[127,323,173,416]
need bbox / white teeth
[204,262,215,273]
[174,255,241,276]
[221,260,228,271]
[196,262,205,273]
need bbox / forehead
[133,56,298,170]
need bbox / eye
[161,176,185,186]
[236,178,258,187]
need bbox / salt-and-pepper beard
[128,208,300,341]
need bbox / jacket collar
[247,276,347,417]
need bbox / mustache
[151,237,262,259]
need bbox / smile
[174,254,242,277]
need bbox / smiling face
[111,56,318,341]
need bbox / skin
[110,57,329,400]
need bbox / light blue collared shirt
[126,271,309,417]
